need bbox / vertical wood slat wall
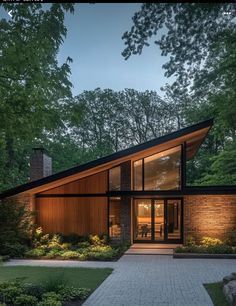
[36,171,108,235]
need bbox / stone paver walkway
[5,256,236,306]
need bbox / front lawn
[0,266,112,305]
[0,266,112,290]
[204,282,229,306]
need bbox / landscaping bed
[174,236,236,258]
[174,253,236,259]
[3,228,129,262]
[0,266,112,306]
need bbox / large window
[109,166,121,191]
[133,146,181,190]
[109,197,121,238]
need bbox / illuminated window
[109,197,121,238]
[133,146,181,190]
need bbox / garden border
[173,253,236,259]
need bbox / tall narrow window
[109,166,121,191]
[109,197,121,238]
[133,159,143,190]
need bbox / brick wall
[120,196,131,243]
[30,148,52,181]
[184,195,236,243]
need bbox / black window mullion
[164,199,168,241]
[151,199,155,241]
[142,158,144,191]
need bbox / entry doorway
[133,198,183,243]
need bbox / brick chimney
[30,148,52,181]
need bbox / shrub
[185,235,196,246]
[206,244,234,254]
[0,255,9,262]
[47,234,63,250]
[25,248,46,258]
[89,235,105,246]
[0,199,33,257]
[45,249,61,259]
[77,241,90,249]
[60,243,72,250]
[21,283,45,298]
[41,292,62,301]
[228,229,236,246]
[60,286,90,301]
[14,294,38,306]
[175,244,235,254]
[38,298,62,306]
[201,237,223,246]
[0,284,23,303]
[0,243,28,258]
[60,251,79,260]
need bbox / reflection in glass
[144,146,181,190]
[167,200,181,240]
[134,199,151,240]
[154,200,164,241]
[109,166,121,191]
[109,197,121,238]
[134,159,143,190]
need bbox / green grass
[0,266,112,290]
[204,282,229,306]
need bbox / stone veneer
[184,195,236,244]
[120,161,131,243]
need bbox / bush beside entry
[175,235,236,254]
[24,227,129,261]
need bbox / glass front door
[134,199,152,241]
[134,198,182,242]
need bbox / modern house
[1,119,236,245]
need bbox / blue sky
[58,3,174,97]
[0,3,174,97]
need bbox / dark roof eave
[0,118,213,199]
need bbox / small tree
[0,198,34,256]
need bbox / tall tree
[122,3,236,185]
[69,88,182,159]
[0,3,75,190]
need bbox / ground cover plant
[24,227,128,261]
[204,282,229,306]
[0,266,112,306]
[175,235,236,254]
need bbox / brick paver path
[5,256,236,306]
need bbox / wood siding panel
[36,197,108,235]
[40,171,107,195]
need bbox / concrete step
[125,248,173,255]
[130,243,181,250]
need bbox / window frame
[133,144,184,191]
[108,165,121,191]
